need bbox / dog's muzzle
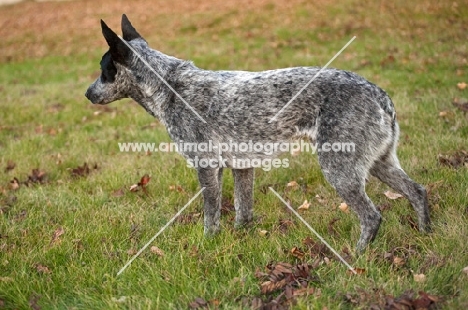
[85,88,98,104]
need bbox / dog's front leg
[233,168,254,227]
[197,167,223,235]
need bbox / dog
[85,14,430,253]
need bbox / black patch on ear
[101,19,130,64]
[100,51,117,83]
[121,14,143,41]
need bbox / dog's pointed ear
[121,14,143,41]
[101,19,130,64]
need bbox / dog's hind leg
[233,168,254,227]
[318,154,382,253]
[370,152,431,233]
[197,167,223,235]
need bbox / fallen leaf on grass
[457,82,467,90]
[302,236,331,258]
[290,246,306,260]
[34,263,51,274]
[29,294,41,310]
[462,266,468,275]
[346,268,366,275]
[277,218,294,233]
[438,150,468,168]
[339,202,349,213]
[453,97,468,112]
[254,261,318,307]
[27,169,47,185]
[4,160,15,173]
[393,256,406,267]
[386,291,440,309]
[413,273,426,282]
[129,174,151,193]
[286,181,299,189]
[400,215,419,231]
[258,230,269,237]
[297,200,310,211]
[50,227,64,245]
[384,190,403,200]
[169,184,185,193]
[150,246,165,257]
[315,194,328,205]
[177,212,201,224]
[9,177,20,190]
[293,287,315,296]
[70,162,98,178]
[188,297,208,309]
[139,174,150,186]
[126,248,137,255]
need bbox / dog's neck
[132,50,196,123]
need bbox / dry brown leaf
[139,174,151,187]
[339,202,349,213]
[290,246,305,259]
[298,200,310,211]
[70,162,98,178]
[457,82,467,90]
[29,294,41,310]
[315,194,327,205]
[384,190,403,200]
[293,287,315,296]
[27,169,47,184]
[51,227,64,245]
[346,268,366,275]
[9,177,20,190]
[439,111,448,117]
[393,256,406,267]
[438,150,468,168]
[35,263,51,274]
[286,181,299,188]
[169,184,185,193]
[130,174,151,193]
[462,266,468,275]
[4,160,15,173]
[188,297,208,309]
[413,273,426,282]
[127,248,137,255]
[258,230,269,237]
[150,246,165,257]
[453,97,468,112]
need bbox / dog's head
[85,14,150,105]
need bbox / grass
[0,0,467,308]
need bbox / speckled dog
[85,15,430,252]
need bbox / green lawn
[0,0,467,309]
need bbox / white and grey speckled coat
[85,15,430,253]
